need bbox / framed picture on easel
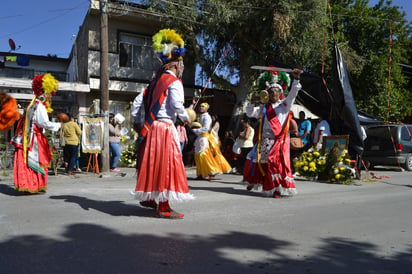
[321,135,349,155]
[82,117,104,154]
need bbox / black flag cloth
[296,43,374,158]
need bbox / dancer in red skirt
[243,68,302,198]
[11,73,61,193]
[130,29,194,219]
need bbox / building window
[119,33,159,70]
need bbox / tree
[143,0,412,122]
[146,0,329,123]
[329,0,412,122]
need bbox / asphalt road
[0,167,411,274]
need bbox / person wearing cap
[243,68,302,198]
[11,73,61,193]
[192,102,231,180]
[108,113,121,172]
[313,116,331,151]
[130,29,194,219]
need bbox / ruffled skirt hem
[130,190,195,203]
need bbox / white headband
[266,82,283,92]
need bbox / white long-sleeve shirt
[192,112,212,136]
[246,79,301,138]
[30,100,61,132]
[131,70,189,124]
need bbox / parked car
[363,124,412,171]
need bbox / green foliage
[147,0,328,93]
[329,0,412,122]
[145,0,412,122]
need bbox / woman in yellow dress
[192,103,231,180]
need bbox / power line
[0,1,89,39]
[0,1,89,20]
[109,4,205,25]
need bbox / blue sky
[0,0,411,59]
[0,0,89,57]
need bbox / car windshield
[365,125,398,149]
[367,126,397,139]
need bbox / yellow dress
[206,133,231,173]
[193,112,231,178]
[194,133,221,177]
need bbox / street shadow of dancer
[49,195,155,218]
[0,183,41,196]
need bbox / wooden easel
[86,153,99,174]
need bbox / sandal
[156,210,184,219]
[140,201,157,209]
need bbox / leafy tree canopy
[142,0,412,122]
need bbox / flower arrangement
[295,147,356,184]
[327,149,356,184]
[294,148,326,179]
[120,142,138,167]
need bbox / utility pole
[100,0,110,172]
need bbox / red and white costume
[130,70,194,203]
[13,100,61,193]
[243,79,301,196]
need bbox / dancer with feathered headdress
[130,29,194,219]
[11,73,61,193]
[243,68,302,198]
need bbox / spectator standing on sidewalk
[236,117,254,174]
[62,113,82,175]
[109,113,121,172]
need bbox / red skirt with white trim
[131,120,195,202]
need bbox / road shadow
[0,183,45,197]
[0,223,410,274]
[49,195,155,218]
[381,182,412,188]
[189,185,271,198]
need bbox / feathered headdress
[152,29,185,64]
[32,73,59,97]
[257,70,290,92]
[31,73,58,113]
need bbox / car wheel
[404,153,412,171]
